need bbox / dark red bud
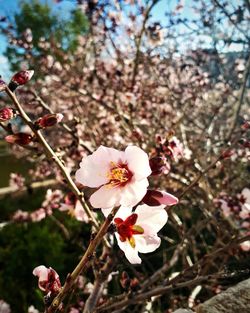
[142,189,162,206]
[5,133,33,146]
[0,107,15,122]
[35,113,63,129]
[130,278,139,291]
[120,271,130,290]
[149,156,170,175]
[8,70,34,91]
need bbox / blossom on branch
[107,204,168,264]
[5,133,33,146]
[8,70,34,91]
[33,265,61,294]
[142,190,178,207]
[35,113,63,129]
[0,107,15,122]
[76,146,151,209]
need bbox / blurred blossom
[0,79,6,92]
[0,300,11,313]
[12,210,29,222]
[149,156,170,176]
[30,208,46,222]
[9,173,25,189]
[28,306,39,313]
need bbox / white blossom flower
[107,204,168,264]
[76,146,151,209]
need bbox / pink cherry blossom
[142,190,178,207]
[239,188,250,219]
[33,265,61,294]
[109,204,168,264]
[59,193,89,222]
[76,146,151,209]
[240,240,250,252]
[0,300,11,313]
[30,208,46,222]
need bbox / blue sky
[0,0,244,79]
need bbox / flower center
[114,213,144,248]
[107,162,133,187]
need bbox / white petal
[90,185,121,209]
[76,146,126,188]
[114,206,133,220]
[32,265,48,281]
[76,158,108,188]
[135,234,161,253]
[242,188,250,203]
[115,234,142,264]
[74,201,88,222]
[125,146,151,180]
[135,204,168,234]
[119,178,149,207]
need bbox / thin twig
[5,86,99,229]
[48,207,119,313]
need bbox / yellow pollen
[106,162,129,186]
[128,236,136,248]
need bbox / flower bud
[120,271,130,290]
[142,189,179,206]
[5,133,33,146]
[8,70,34,91]
[0,79,7,92]
[33,265,61,294]
[35,113,63,129]
[0,107,15,122]
[149,156,170,175]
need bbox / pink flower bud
[0,79,7,92]
[142,190,179,206]
[33,265,61,294]
[0,107,15,122]
[35,113,63,128]
[5,133,33,146]
[149,156,170,175]
[9,70,34,91]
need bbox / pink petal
[154,191,179,206]
[102,206,132,219]
[119,178,149,207]
[74,201,88,222]
[115,233,142,264]
[90,185,122,209]
[242,188,250,203]
[135,204,168,234]
[33,265,48,279]
[76,146,125,188]
[125,146,151,180]
[135,235,161,253]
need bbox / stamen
[106,161,132,187]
